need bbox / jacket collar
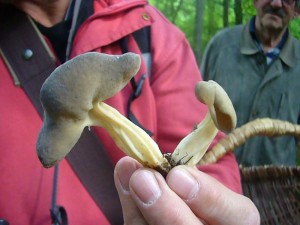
[240,18,296,68]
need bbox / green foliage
[290,18,300,39]
[171,2,196,48]
[149,0,196,48]
[242,0,255,21]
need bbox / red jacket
[0,0,242,224]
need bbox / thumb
[166,166,260,225]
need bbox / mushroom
[170,80,237,167]
[36,52,170,173]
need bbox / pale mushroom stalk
[91,101,170,173]
[37,52,169,172]
[170,80,237,167]
[170,114,218,166]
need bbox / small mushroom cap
[36,52,141,167]
[195,80,237,132]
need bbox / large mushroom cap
[40,52,141,120]
[37,52,141,167]
[195,80,236,133]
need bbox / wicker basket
[240,165,300,225]
[199,118,300,225]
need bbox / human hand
[114,156,260,225]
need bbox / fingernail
[167,168,199,201]
[130,170,161,205]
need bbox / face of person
[254,0,298,32]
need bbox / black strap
[50,206,68,225]
[119,27,153,136]
[0,219,9,225]
[0,5,123,225]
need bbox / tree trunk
[171,0,184,23]
[194,0,204,65]
[234,0,243,24]
[223,0,229,27]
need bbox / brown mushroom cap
[195,80,236,133]
[36,52,141,167]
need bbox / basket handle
[198,118,300,165]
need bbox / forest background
[149,0,300,164]
[149,0,300,64]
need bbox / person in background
[201,0,300,166]
[0,0,259,224]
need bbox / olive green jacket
[201,22,300,166]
